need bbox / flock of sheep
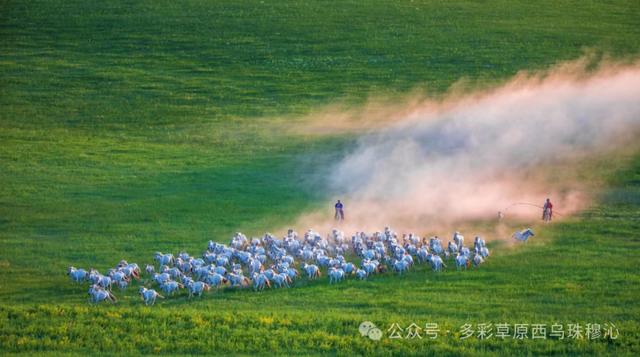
[67,227,492,305]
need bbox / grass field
[1,0,640,355]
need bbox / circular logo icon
[368,327,383,341]
[359,321,376,336]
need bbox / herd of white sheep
[68,227,492,305]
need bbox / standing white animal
[402,253,413,267]
[417,247,429,263]
[342,262,356,275]
[472,254,484,267]
[362,260,378,275]
[145,264,155,276]
[154,252,174,266]
[460,246,471,258]
[447,241,458,256]
[429,254,445,272]
[67,267,87,283]
[453,232,464,250]
[478,246,490,258]
[455,254,469,271]
[303,264,320,279]
[355,269,367,280]
[328,267,345,284]
[393,260,409,275]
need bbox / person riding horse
[542,198,553,222]
[334,200,344,221]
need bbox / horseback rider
[542,198,553,221]
[334,200,344,221]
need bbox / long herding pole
[500,202,565,217]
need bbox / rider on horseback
[542,198,553,222]
[334,200,344,221]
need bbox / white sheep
[455,254,469,271]
[145,264,155,276]
[88,285,116,304]
[228,272,250,287]
[355,269,367,280]
[139,287,164,306]
[473,254,484,267]
[153,273,171,285]
[393,259,410,275]
[303,263,320,279]
[98,275,113,291]
[430,254,445,272]
[453,232,464,250]
[187,281,210,298]
[342,262,356,275]
[160,281,183,296]
[252,272,271,291]
[67,267,87,283]
[203,272,227,288]
[417,247,429,263]
[272,273,291,288]
[328,267,345,284]
[447,241,458,256]
[154,252,174,266]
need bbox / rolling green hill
[1,0,639,355]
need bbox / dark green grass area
[2,0,640,355]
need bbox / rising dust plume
[287,58,640,239]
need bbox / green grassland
[1,0,640,355]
